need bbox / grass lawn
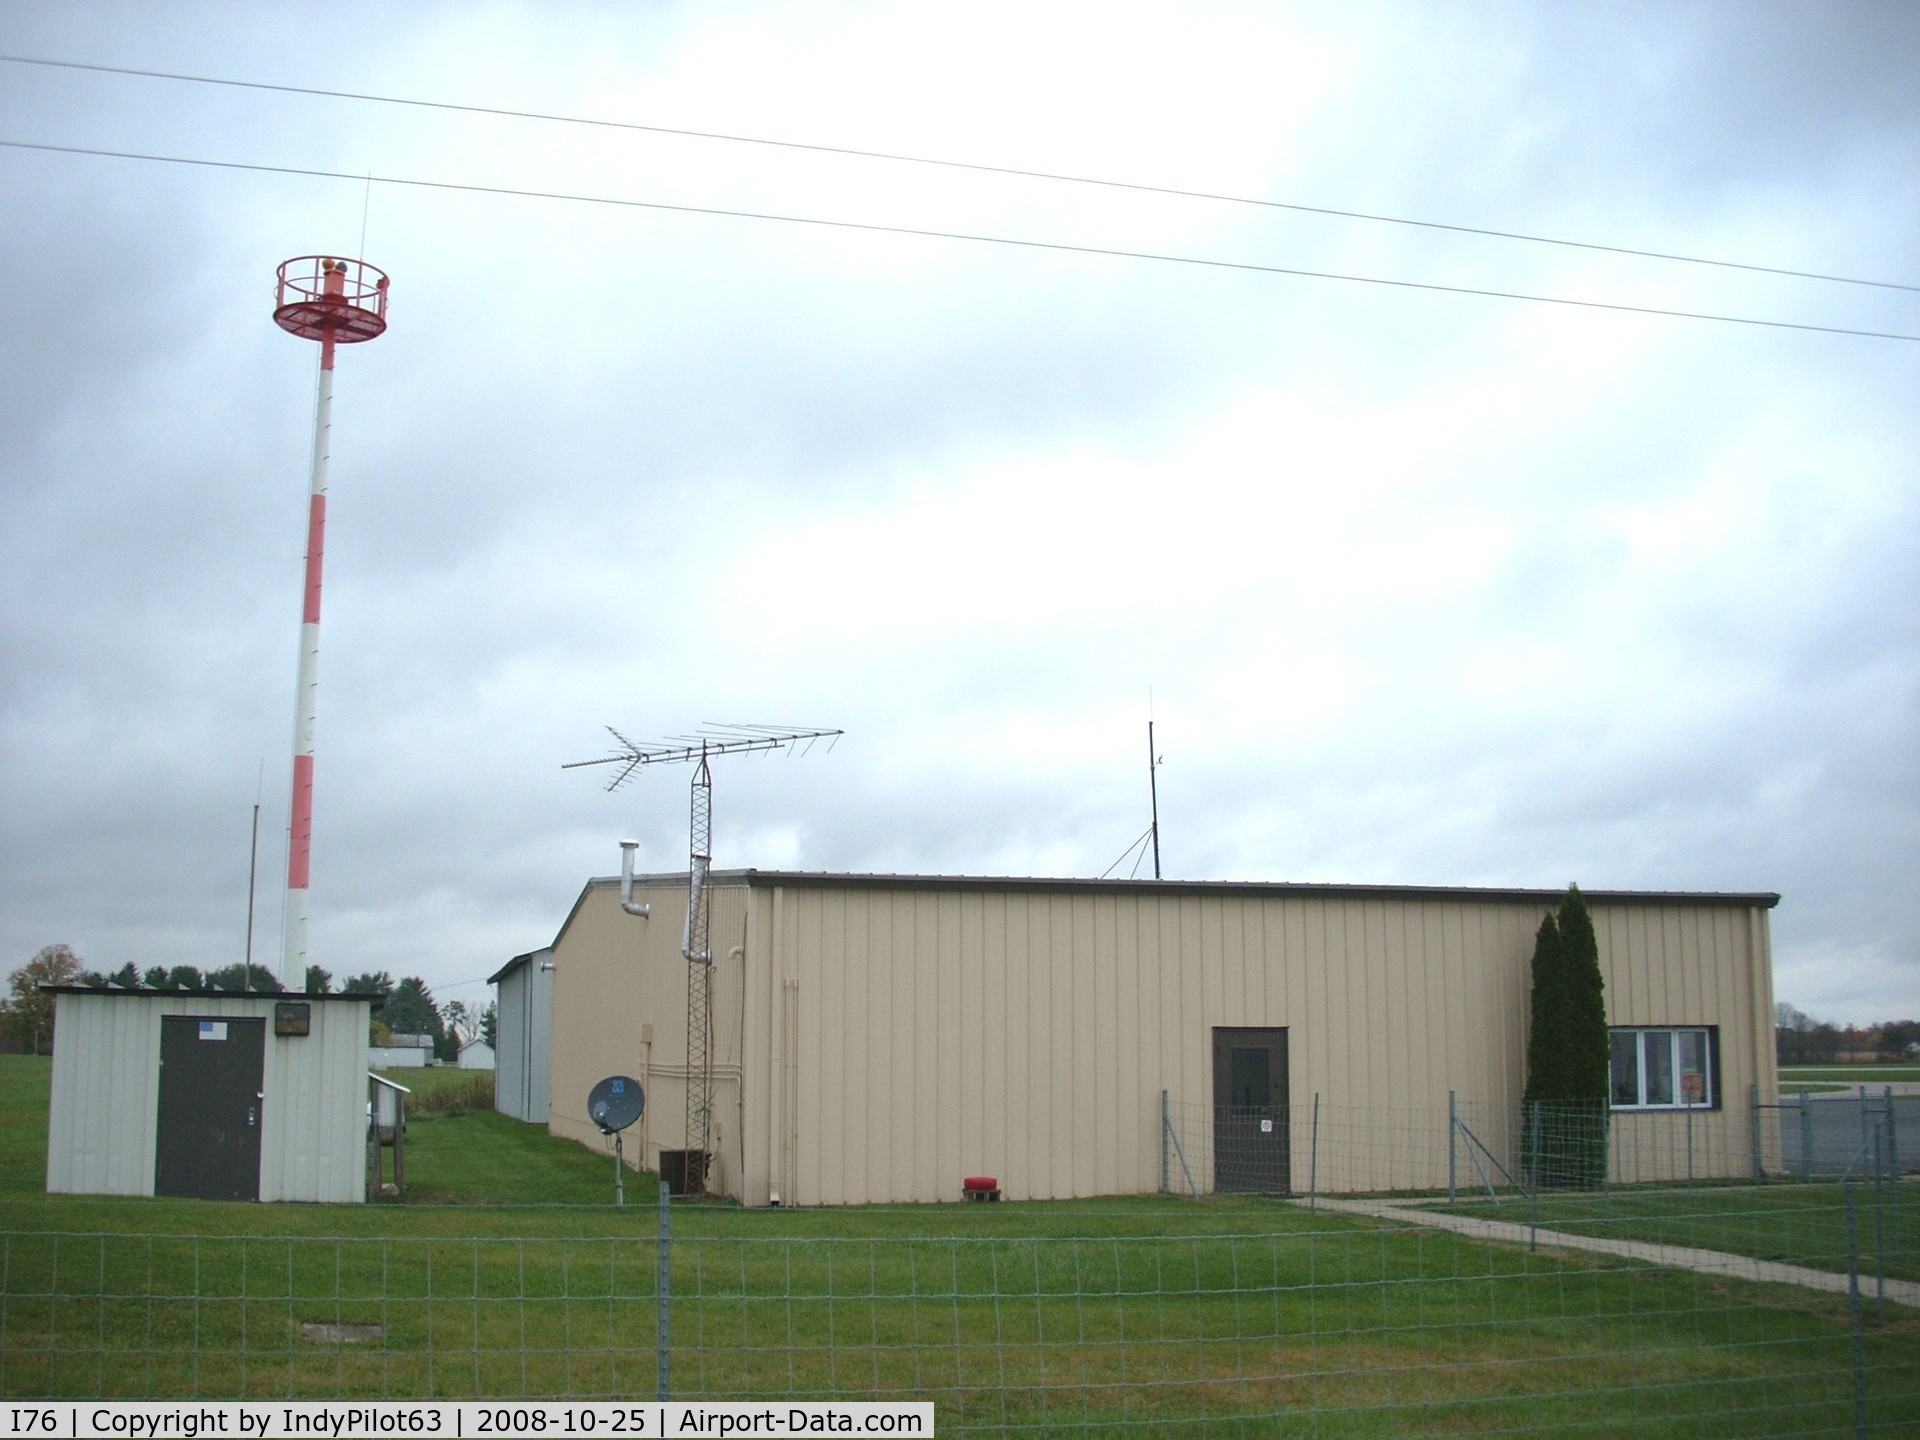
[1779,1064,1920,1093]
[2,1056,1917,1435]
[1429,1180,1920,1284]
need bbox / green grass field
[1431,1181,1920,1284]
[1779,1066,1920,1082]
[1779,1064,1920,1094]
[2,1056,1916,1435]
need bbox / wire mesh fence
[1162,1090,1917,1203]
[3,1185,1917,1434]
[1765,1091,1916,1182]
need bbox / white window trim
[1610,1026,1716,1111]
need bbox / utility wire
[5,137,1915,343]
[4,51,1916,297]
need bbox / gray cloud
[2,2,1915,1026]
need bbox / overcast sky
[2,1,1914,1026]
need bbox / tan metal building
[542,872,1779,1206]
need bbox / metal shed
[489,949,552,1124]
[44,988,376,1204]
[540,871,1780,1207]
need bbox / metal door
[1213,1027,1289,1193]
[155,1016,265,1200]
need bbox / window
[1609,1027,1715,1110]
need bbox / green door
[156,1016,265,1200]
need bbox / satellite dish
[588,1075,645,1135]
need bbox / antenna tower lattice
[566,724,840,1194]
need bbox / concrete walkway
[1300,1196,1920,1311]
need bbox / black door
[1213,1027,1289,1193]
[156,1016,265,1200]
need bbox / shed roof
[487,950,544,986]
[43,987,383,1001]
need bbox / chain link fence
[1162,1088,1916,1203]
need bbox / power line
[6,137,1915,343]
[4,51,1916,297]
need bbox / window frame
[1608,1025,1719,1112]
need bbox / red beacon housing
[273,256,389,345]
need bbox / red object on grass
[963,1176,999,1191]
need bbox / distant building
[489,949,552,1124]
[458,1038,496,1071]
[370,1031,435,1069]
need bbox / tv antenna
[565,723,841,1195]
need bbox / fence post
[1448,1091,1457,1205]
[1873,1125,1886,1326]
[1750,1082,1762,1180]
[657,1181,672,1401]
[1859,1085,1870,1172]
[1685,1102,1695,1188]
[1601,1102,1612,1216]
[1884,1088,1900,1267]
[1309,1092,1319,1211]
[1846,1186,1867,1440]
[1884,1085,1900,1179]
[1800,1090,1813,1182]
[1160,1090,1169,1195]
[1528,1100,1540,1249]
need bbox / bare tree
[443,999,473,1048]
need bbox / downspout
[764,906,781,1206]
[618,840,652,917]
[775,885,795,1206]
[732,937,747,1201]
[618,840,652,1159]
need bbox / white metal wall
[46,991,371,1203]
[492,951,552,1124]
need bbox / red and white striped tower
[272,257,389,983]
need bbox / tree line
[1776,1004,1920,1066]
[1,943,494,1061]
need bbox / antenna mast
[567,723,840,1194]
[271,256,390,987]
[1148,720,1162,880]
[1101,719,1167,880]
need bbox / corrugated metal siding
[756,886,1771,1205]
[46,993,370,1203]
[547,883,750,1196]
[528,953,552,1123]
[549,876,1774,1206]
[1599,903,1772,1185]
[495,968,525,1118]
[493,951,553,1124]
[260,996,371,1202]
[47,993,157,1195]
